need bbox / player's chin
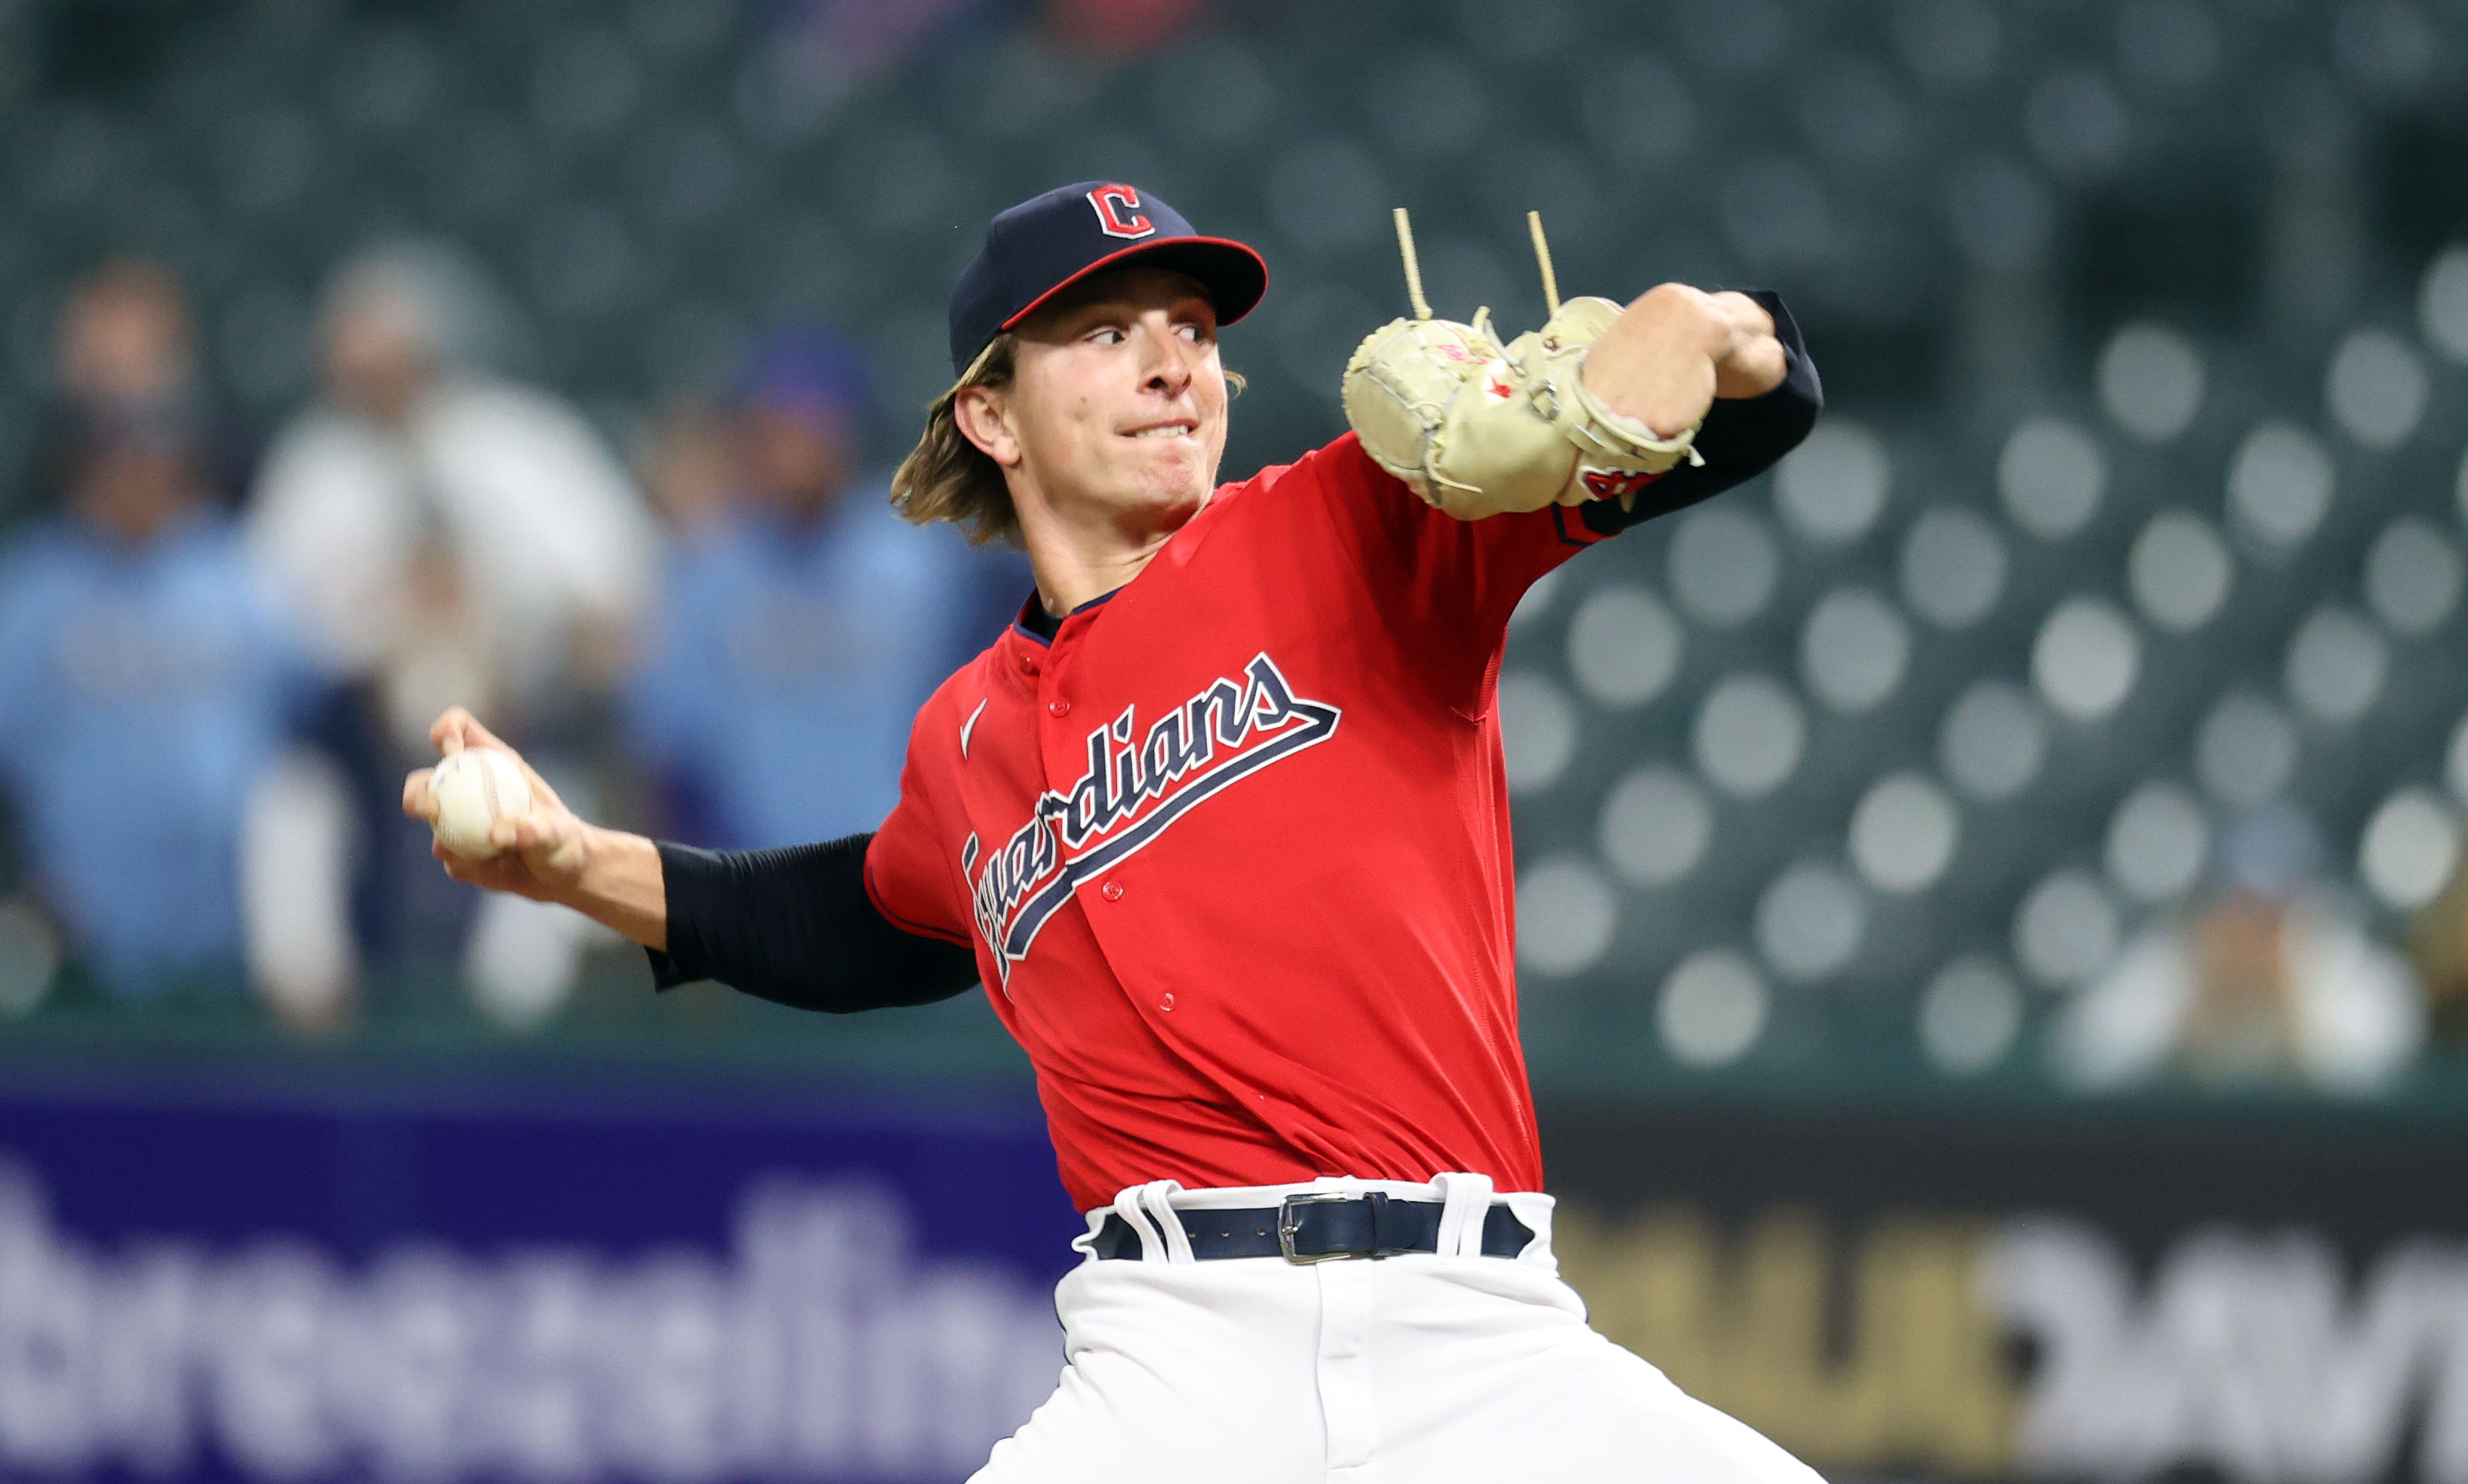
[1121,436,1215,492]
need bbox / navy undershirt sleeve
[646,835,981,1012]
[1578,288,1824,538]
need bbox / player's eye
[1087,326,1125,346]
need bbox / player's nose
[1135,316,1197,396]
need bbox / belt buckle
[1277,1192,1360,1264]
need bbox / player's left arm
[1341,276,1819,533]
[1310,279,1819,690]
[1581,284,1790,435]
[1566,285,1820,536]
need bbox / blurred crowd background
[0,0,2464,1112]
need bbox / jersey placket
[1035,621,1107,933]
[1033,619,1086,839]
[1034,612,1176,1021]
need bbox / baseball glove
[1341,212,1703,521]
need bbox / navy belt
[1092,1191,1534,1263]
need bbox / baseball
[428,748,534,859]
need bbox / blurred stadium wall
[2,0,2468,1480]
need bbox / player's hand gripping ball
[428,747,534,859]
[403,709,592,903]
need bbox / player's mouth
[1122,419,1198,440]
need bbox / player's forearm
[556,824,668,951]
[1581,285,1782,438]
[1578,290,1820,536]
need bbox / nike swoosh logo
[959,697,988,759]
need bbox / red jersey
[863,434,1630,1211]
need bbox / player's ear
[952,383,1021,469]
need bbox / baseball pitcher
[408,182,1824,1482]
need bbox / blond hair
[890,334,1021,548]
[890,331,1243,550]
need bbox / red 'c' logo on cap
[1088,185,1156,240]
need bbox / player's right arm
[402,706,978,1012]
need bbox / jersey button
[1101,881,1124,901]
[1048,699,1072,717]
[1159,992,1175,1012]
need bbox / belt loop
[1134,1180,1195,1264]
[1108,1184,1168,1263]
[1071,1207,1110,1261]
[1430,1172,1496,1258]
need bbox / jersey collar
[1010,587,1120,648]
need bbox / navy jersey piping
[1011,587,1121,647]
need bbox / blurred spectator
[248,242,657,743]
[2408,863,2468,1044]
[1046,0,1209,56]
[627,325,1025,850]
[0,265,324,1018]
[773,0,981,79]
[639,399,738,543]
[761,0,1206,83]
[19,259,250,527]
[2056,809,2423,1095]
[245,242,659,1021]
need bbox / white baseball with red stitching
[430,749,534,859]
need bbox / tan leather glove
[1342,295,1702,521]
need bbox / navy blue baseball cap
[946,181,1268,375]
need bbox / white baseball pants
[971,1175,1825,1484]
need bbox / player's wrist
[555,824,668,949]
[546,819,610,904]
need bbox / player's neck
[1025,531,1171,615]
[1016,486,1206,614]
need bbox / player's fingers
[429,708,475,755]
[458,714,515,757]
[493,814,561,862]
[510,812,586,878]
[1712,331,1788,400]
[1706,290,1776,340]
[430,707,519,760]
[402,768,437,821]
[1700,292,1785,400]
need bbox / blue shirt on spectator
[627,487,1013,851]
[0,512,311,996]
